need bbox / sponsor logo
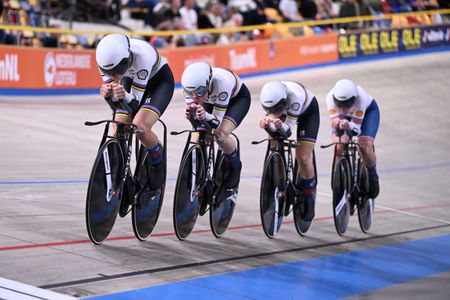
[0,54,20,82]
[300,43,337,55]
[402,28,421,50]
[137,69,148,80]
[328,109,337,115]
[229,48,257,70]
[184,56,215,68]
[359,32,379,55]
[291,102,300,111]
[338,35,358,58]
[355,110,364,117]
[379,30,399,53]
[218,92,228,101]
[422,28,445,43]
[44,53,56,87]
[44,52,92,87]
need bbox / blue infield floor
[88,234,450,299]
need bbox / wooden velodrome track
[0,50,449,299]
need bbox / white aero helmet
[181,62,212,98]
[332,79,357,108]
[95,34,131,77]
[260,81,288,114]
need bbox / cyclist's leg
[215,84,251,189]
[134,65,175,190]
[358,100,380,198]
[295,97,320,221]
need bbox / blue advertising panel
[338,25,449,59]
[421,25,450,48]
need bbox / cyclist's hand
[331,118,340,130]
[112,84,126,100]
[339,119,350,131]
[195,105,205,121]
[259,116,270,129]
[272,118,283,130]
[185,104,194,119]
[100,84,113,98]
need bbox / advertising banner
[160,34,339,82]
[338,25,450,59]
[0,34,338,94]
[0,46,101,92]
[421,25,450,48]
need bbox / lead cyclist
[95,33,175,191]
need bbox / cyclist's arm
[266,117,292,138]
[348,108,364,136]
[185,103,219,129]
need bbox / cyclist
[95,33,174,191]
[181,62,251,195]
[258,81,320,221]
[326,79,380,199]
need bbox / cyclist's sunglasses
[263,99,288,114]
[100,57,130,77]
[333,96,355,109]
[183,86,208,98]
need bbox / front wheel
[86,139,124,245]
[173,145,205,240]
[260,152,286,238]
[132,146,166,241]
[332,157,351,236]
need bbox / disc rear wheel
[210,152,238,238]
[132,146,166,241]
[358,164,374,233]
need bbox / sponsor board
[0,47,100,90]
[161,34,338,81]
[338,25,450,59]
[422,25,450,48]
[0,34,338,94]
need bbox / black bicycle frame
[181,129,216,193]
[329,137,361,196]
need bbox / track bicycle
[252,131,317,238]
[321,130,374,235]
[171,116,239,240]
[85,98,167,244]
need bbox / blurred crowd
[0,0,448,49]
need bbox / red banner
[0,46,101,90]
[0,34,338,94]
